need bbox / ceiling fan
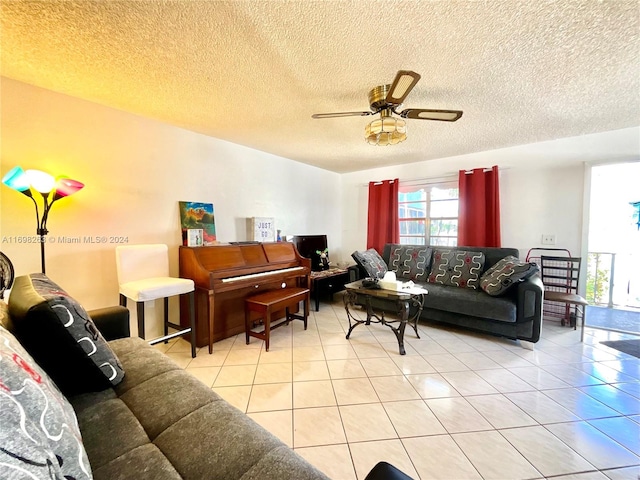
[312,70,463,146]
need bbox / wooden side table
[310,268,350,311]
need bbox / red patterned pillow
[428,249,486,289]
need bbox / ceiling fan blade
[400,109,463,122]
[386,70,421,105]
[311,111,372,119]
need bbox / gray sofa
[355,244,544,344]
[0,274,330,480]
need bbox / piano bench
[245,287,310,351]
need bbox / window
[398,181,459,246]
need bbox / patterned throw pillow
[0,323,93,479]
[480,256,539,296]
[351,249,388,280]
[428,249,486,289]
[8,274,125,396]
[388,246,432,282]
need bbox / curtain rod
[366,166,509,187]
[367,173,456,187]
[461,165,510,174]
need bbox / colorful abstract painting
[179,201,216,246]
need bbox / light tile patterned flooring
[155,299,640,480]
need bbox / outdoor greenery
[586,253,611,304]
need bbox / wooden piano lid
[180,242,299,271]
[263,242,298,262]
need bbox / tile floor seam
[539,387,629,422]
[450,430,529,480]
[539,422,617,470]
[585,417,640,458]
[498,425,599,478]
[244,354,260,413]
[339,442,359,480]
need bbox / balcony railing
[587,252,640,308]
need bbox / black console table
[310,268,350,311]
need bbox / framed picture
[179,201,216,246]
[187,229,204,247]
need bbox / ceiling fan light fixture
[365,116,406,146]
[312,70,461,144]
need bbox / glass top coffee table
[343,280,427,355]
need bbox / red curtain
[458,166,501,247]
[367,179,399,253]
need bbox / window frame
[398,180,459,247]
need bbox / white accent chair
[115,244,196,357]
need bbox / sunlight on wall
[1,78,341,338]
[589,162,640,253]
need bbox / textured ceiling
[1,1,639,173]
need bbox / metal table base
[343,289,424,355]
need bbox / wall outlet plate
[541,234,556,245]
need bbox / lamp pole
[37,220,49,275]
[39,233,47,273]
[37,190,55,274]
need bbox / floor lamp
[2,166,84,274]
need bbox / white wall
[341,127,640,260]
[1,78,341,336]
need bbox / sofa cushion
[119,369,219,440]
[352,249,388,280]
[74,397,151,470]
[428,249,486,289]
[154,401,288,479]
[7,273,125,395]
[240,446,330,480]
[480,256,539,296]
[421,282,517,323]
[72,337,329,480]
[92,444,182,480]
[388,245,432,281]
[0,323,93,480]
[108,338,181,395]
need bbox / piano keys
[221,266,305,283]
[179,242,311,351]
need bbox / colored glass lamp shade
[25,169,55,194]
[2,166,33,197]
[53,177,85,201]
[365,110,407,146]
[2,166,84,274]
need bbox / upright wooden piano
[179,242,311,351]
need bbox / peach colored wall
[1,78,341,337]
